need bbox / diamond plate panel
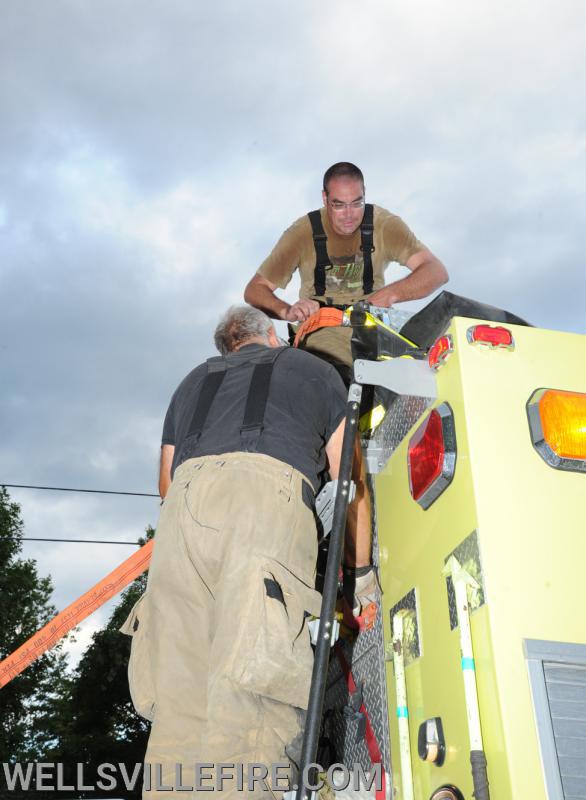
[345,608,382,662]
[323,638,391,775]
[322,482,391,776]
[389,588,420,665]
[444,530,485,631]
[362,393,433,474]
[323,663,372,770]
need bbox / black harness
[308,204,375,299]
[178,348,284,464]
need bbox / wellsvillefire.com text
[2,761,383,793]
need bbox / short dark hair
[323,162,364,193]
[214,305,273,355]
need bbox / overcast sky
[1,0,585,664]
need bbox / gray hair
[214,305,273,355]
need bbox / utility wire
[20,537,142,546]
[2,484,155,546]
[2,483,158,498]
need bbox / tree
[0,486,70,764]
[0,488,154,799]
[49,528,154,799]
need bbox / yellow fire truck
[316,292,586,800]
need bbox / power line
[20,537,142,546]
[2,483,158,498]
[2,485,155,546]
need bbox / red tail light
[466,324,514,349]
[428,335,453,370]
[408,403,457,509]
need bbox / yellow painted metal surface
[376,318,586,800]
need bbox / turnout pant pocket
[120,593,156,721]
[232,559,322,710]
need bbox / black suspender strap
[310,204,375,297]
[181,348,284,462]
[185,359,227,443]
[360,203,375,295]
[239,349,283,452]
[308,209,330,297]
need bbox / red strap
[0,540,154,688]
[335,643,387,800]
[293,307,344,348]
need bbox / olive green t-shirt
[258,204,424,305]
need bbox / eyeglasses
[328,198,365,212]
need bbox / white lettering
[143,762,152,792]
[153,763,173,791]
[96,763,117,791]
[353,761,383,792]
[195,763,214,791]
[271,762,289,790]
[247,763,269,791]
[36,763,55,791]
[215,763,235,791]
[328,763,350,791]
[175,763,194,791]
[2,763,34,792]
[76,762,94,791]
[235,761,244,791]
[119,762,142,791]
[302,763,324,792]
[56,763,74,791]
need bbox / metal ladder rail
[294,381,363,800]
[293,356,438,800]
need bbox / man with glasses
[244,162,448,374]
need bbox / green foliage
[47,527,154,799]
[0,486,69,763]
[0,490,154,799]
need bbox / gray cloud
[1,0,585,664]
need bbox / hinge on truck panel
[308,617,340,648]
[354,357,437,399]
[315,479,356,542]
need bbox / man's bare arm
[367,248,448,308]
[344,436,372,568]
[325,419,372,568]
[244,273,319,322]
[159,444,175,499]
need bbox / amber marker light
[527,388,586,472]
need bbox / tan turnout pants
[125,453,322,798]
[298,325,353,372]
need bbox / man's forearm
[326,424,372,567]
[344,483,372,568]
[244,280,290,320]
[386,258,447,303]
[343,440,372,568]
[369,252,448,307]
[159,444,175,499]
